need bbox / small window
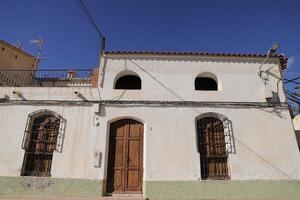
[1,47,4,51]
[115,75,141,90]
[195,77,217,91]
[15,55,18,59]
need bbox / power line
[287,48,300,58]
[77,0,104,37]
[284,76,300,84]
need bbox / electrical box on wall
[93,104,100,113]
[93,151,102,168]
[0,94,8,100]
[93,103,105,116]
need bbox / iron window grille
[21,110,65,177]
[197,113,235,180]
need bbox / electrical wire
[77,0,104,37]
[76,0,105,101]
[286,48,300,58]
[284,76,300,84]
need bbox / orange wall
[0,42,37,70]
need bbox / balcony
[0,69,98,87]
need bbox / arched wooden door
[106,119,144,194]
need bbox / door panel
[127,170,140,189]
[106,119,143,194]
[128,140,140,167]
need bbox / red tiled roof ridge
[104,50,282,57]
[104,50,288,69]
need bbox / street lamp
[258,43,280,76]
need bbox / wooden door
[106,119,143,194]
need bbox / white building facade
[0,51,300,199]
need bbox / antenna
[30,38,44,69]
[15,41,22,49]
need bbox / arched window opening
[195,77,217,91]
[21,110,62,177]
[197,117,229,179]
[115,75,141,90]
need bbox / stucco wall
[0,176,102,198]
[99,55,285,103]
[1,104,299,181]
[98,106,300,182]
[0,104,101,179]
[144,180,300,200]
[95,54,300,181]
[0,87,99,102]
[292,115,300,150]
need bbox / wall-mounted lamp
[74,91,87,101]
[258,43,280,77]
[12,90,26,100]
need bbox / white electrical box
[93,151,102,168]
[93,104,100,114]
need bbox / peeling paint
[0,176,102,198]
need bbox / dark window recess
[2,47,4,51]
[115,75,141,90]
[21,113,60,177]
[197,117,229,180]
[195,77,217,90]
[15,55,18,59]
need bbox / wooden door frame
[104,118,144,195]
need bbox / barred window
[21,110,64,177]
[197,117,229,179]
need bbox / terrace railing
[0,69,98,87]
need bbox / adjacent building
[0,48,300,200]
[0,40,37,70]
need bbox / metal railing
[0,69,98,87]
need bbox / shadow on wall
[195,112,236,179]
[57,117,67,153]
[295,130,300,152]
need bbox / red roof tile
[104,50,288,69]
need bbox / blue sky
[0,0,300,79]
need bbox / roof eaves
[103,50,288,70]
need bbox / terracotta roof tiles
[104,50,288,69]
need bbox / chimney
[67,70,76,78]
